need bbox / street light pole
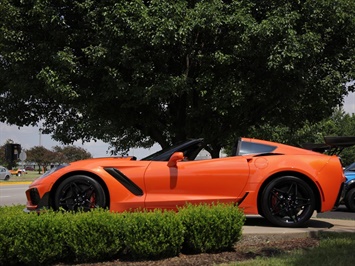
[39,129,42,146]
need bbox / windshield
[345,162,355,172]
[141,139,204,161]
[140,142,184,161]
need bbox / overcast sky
[0,123,161,159]
[1,92,355,158]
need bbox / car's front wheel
[54,175,106,211]
[260,176,315,227]
[344,188,355,212]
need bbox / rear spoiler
[302,136,355,155]
[301,143,330,153]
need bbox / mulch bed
[66,235,319,266]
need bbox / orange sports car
[25,137,346,227]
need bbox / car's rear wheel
[4,175,10,181]
[54,175,106,211]
[344,188,355,212]
[260,176,315,227]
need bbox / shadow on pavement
[245,216,334,229]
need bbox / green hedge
[179,203,245,253]
[61,210,125,262]
[121,209,184,259]
[0,206,68,265]
[0,203,245,265]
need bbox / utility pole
[39,129,42,146]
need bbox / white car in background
[0,166,11,181]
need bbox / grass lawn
[1,171,42,183]
[229,232,355,266]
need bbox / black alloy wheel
[54,175,106,211]
[261,176,315,227]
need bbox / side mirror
[167,152,184,167]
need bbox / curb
[0,182,31,185]
[242,216,355,239]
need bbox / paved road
[1,184,355,221]
[0,184,28,206]
[317,204,355,220]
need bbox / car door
[0,167,6,180]
[143,156,250,210]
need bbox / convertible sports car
[25,137,346,227]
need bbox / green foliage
[243,108,355,165]
[0,207,69,265]
[0,140,92,171]
[301,232,355,264]
[121,209,184,259]
[52,145,92,163]
[0,203,245,265]
[0,139,14,167]
[1,1,355,156]
[25,146,55,172]
[178,203,245,253]
[61,209,125,262]
[233,232,355,266]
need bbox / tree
[52,145,92,163]
[0,139,19,169]
[312,109,355,166]
[0,143,8,167]
[245,108,355,165]
[26,146,55,173]
[1,0,355,156]
[25,145,92,172]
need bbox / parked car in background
[24,137,347,227]
[344,163,355,211]
[0,166,11,181]
[25,166,34,171]
[10,168,27,176]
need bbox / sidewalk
[243,215,355,239]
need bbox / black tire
[344,188,355,212]
[260,176,315,227]
[4,175,10,181]
[54,175,106,211]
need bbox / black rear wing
[302,136,355,155]
[301,143,330,153]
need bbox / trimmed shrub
[178,203,245,253]
[0,203,245,264]
[0,207,124,265]
[0,207,70,265]
[121,209,184,259]
[62,209,125,263]
[0,206,27,264]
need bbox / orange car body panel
[25,138,345,216]
[143,157,250,210]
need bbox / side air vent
[104,168,144,196]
